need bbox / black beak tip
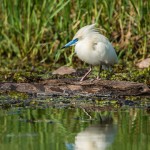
[61,46,65,49]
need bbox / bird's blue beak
[61,38,78,49]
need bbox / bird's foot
[96,76,102,80]
[80,66,92,82]
[87,77,101,83]
[89,78,95,82]
[80,73,90,82]
[80,77,85,82]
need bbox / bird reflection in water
[75,115,117,150]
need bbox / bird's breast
[75,42,101,65]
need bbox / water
[0,98,150,150]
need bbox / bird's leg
[80,65,92,81]
[97,65,102,80]
[106,66,113,80]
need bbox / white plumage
[62,24,118,81]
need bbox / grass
[0,0,150,78]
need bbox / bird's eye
[78,36,82,40]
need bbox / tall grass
[0,0,149,68]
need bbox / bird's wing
[95,41,118,65]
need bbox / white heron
[61,24,118,81]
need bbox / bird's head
[61,24,96,49]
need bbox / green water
[0,106,150,150]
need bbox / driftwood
[0,79,150,97]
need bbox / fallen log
[0,79,150,97]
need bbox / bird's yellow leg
[80,65,92,81]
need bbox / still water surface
[0,104,150,150]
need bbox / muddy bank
[0,79,150,96]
